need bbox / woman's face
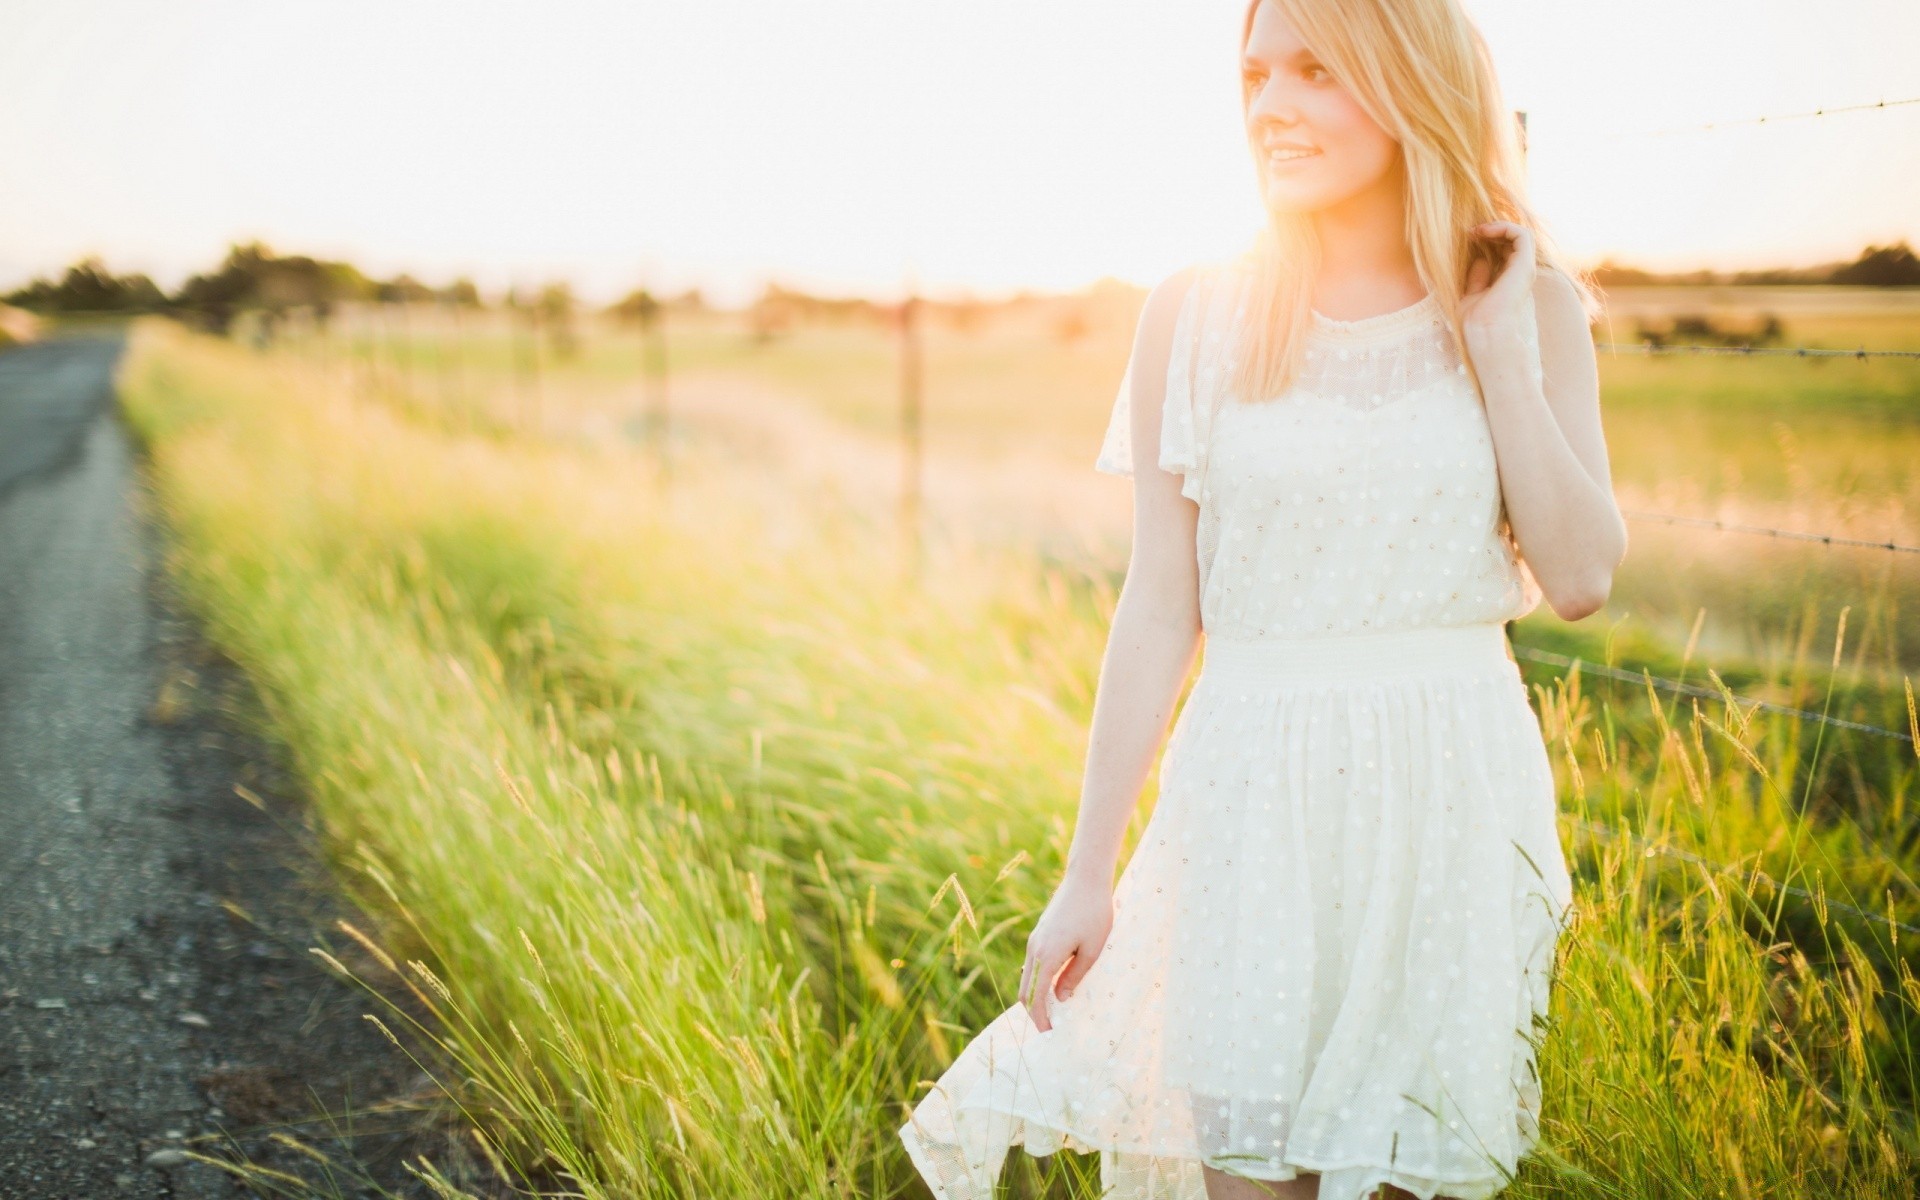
[1241,2,1401,217]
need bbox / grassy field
[114,294,1920,1198]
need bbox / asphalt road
[0,332,484,1198]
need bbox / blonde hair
[1229,0,1602,406]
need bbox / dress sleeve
[1093,269,1212,504]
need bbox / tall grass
[292,295,1920,679]
[118,317,1918,1197]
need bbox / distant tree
[375,273,437,305]
[171,248,260,332]
[1829,241,1920,286]
[3,255,166,313]
[438,277,482,307]
[748,282,797,342]
[1586,257,1660,288]
[1587,242,1920,289]
[537,282,578,358]
[535,282,574,319]
[609,287,661,327]
[172,241,372,333]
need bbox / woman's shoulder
[1142,261,1209,319]
[1531,259,1604,328]
[1137,255,1247,345]
[1130,266,1205,365]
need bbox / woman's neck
[1308,166,1421,304]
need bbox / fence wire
[1570,817,1920,937]
[1594,342,1920,360]
[1605,94,1920,138]
[1621,510,1920,556]
[1510,643,1915,744]
[1525,647,1920,935]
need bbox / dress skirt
[899,621,1577,1200]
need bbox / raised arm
[1464,224,1628,621]
[1020,267,1206,1032]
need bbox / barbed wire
[1604,94,1920,139]
[1594,342,1920,360]
[1569,817,1920,936]
[1510,643,1914,744]
[1620,510,1920,556]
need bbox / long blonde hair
[1229,0,1602,406]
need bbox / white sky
[2,0,1916,307]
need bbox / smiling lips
[1265,140,1320,166]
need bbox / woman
[899,2,1624,1198]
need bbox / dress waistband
[1199,623,1513,687]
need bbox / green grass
[118,312,1920,1198]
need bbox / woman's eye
[1303,65,1330,83]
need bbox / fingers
[1464,255,1490,295]
[1472,222,1534,262]
[1038,949,1065,1029]
[1494,227,1536,300]
[1470,220,1528,270]
[1466,221,1534,304]
[1023,943,1067,1032]
[1055,947,1098,1000]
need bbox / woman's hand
[1461,220,1536,341]
[1019,870,1115,1033]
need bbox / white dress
[898,255,1578,1200]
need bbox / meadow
[114,284,1920,1197]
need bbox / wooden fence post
[898,290,924,586]
[644,302,671,495]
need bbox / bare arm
[1064,269,1205,886]
[1463,224,1627,621]
[1019,268,1204,1031]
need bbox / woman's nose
[1251,108,1307,143]
[1248,85,1302,127]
